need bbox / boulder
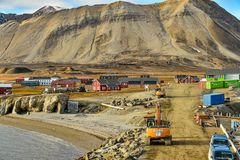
[0,94,69,115]
[29,96,44,112]
[78,128,145,160]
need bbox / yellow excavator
[155,84,166,98]
[145,103,172,145]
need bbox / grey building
[119,77,158,86]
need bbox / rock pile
[0,94,69,115]
[79,128,145,160]
[111,98,153,107]
[79,103,105,114]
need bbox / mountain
[0,0,239,69]
[33,6,65,17]
[0,13,32,24]
[0,6,64,24]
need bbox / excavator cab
[145,104,172,145]
[155,84,166,98]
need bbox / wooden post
[101,103,125,110]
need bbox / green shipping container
[224,80,239,88]
[206,75,225,81]
[206,81,224,89]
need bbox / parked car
[208,134,233,160]
[210,134,230,148]
[208,145,234,160]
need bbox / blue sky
[0,0,239,19]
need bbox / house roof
[175,75,187,79]
[175,75,199,79]
[0,84,12,88]
[206,69,240,75]
[67,78,81,82]
[30,77,51,80]
[52,79,75,84]
[118,77,158,83]
[98,79,120,87]
[85,80,93,85]
[100,75,128,80]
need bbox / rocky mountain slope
[0,6,63,24]
[0,0,239,69]
[33,6,65,17]
[0,13,32,24]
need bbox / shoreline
[0,115,104,152]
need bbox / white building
[28,76,60,86]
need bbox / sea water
[0,124,83,160]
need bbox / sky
[0,0,239,19]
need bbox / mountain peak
[33,6,65,17]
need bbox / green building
[21,81,40,87]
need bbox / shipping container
[203,93,224,106]
[206,81,224,89]
[206,75,224,81]
[224,80,239,88]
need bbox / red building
[51,79,76,88]
[78,76,94,84]
[92,79,121,91]
[120,82,128,88]
[175,75,200,83]
[0,84,12,95]
[16,78,24,84]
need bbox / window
[213,139,228,146]
[214,151,232,159]
[144,81,156,84]
[129,81,141,84]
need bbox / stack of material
[111,98,153,107]
[78,128,145,160]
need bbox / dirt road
[140,84,220,160]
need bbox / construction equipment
[145,103,172,145]
[155,84,166,98]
